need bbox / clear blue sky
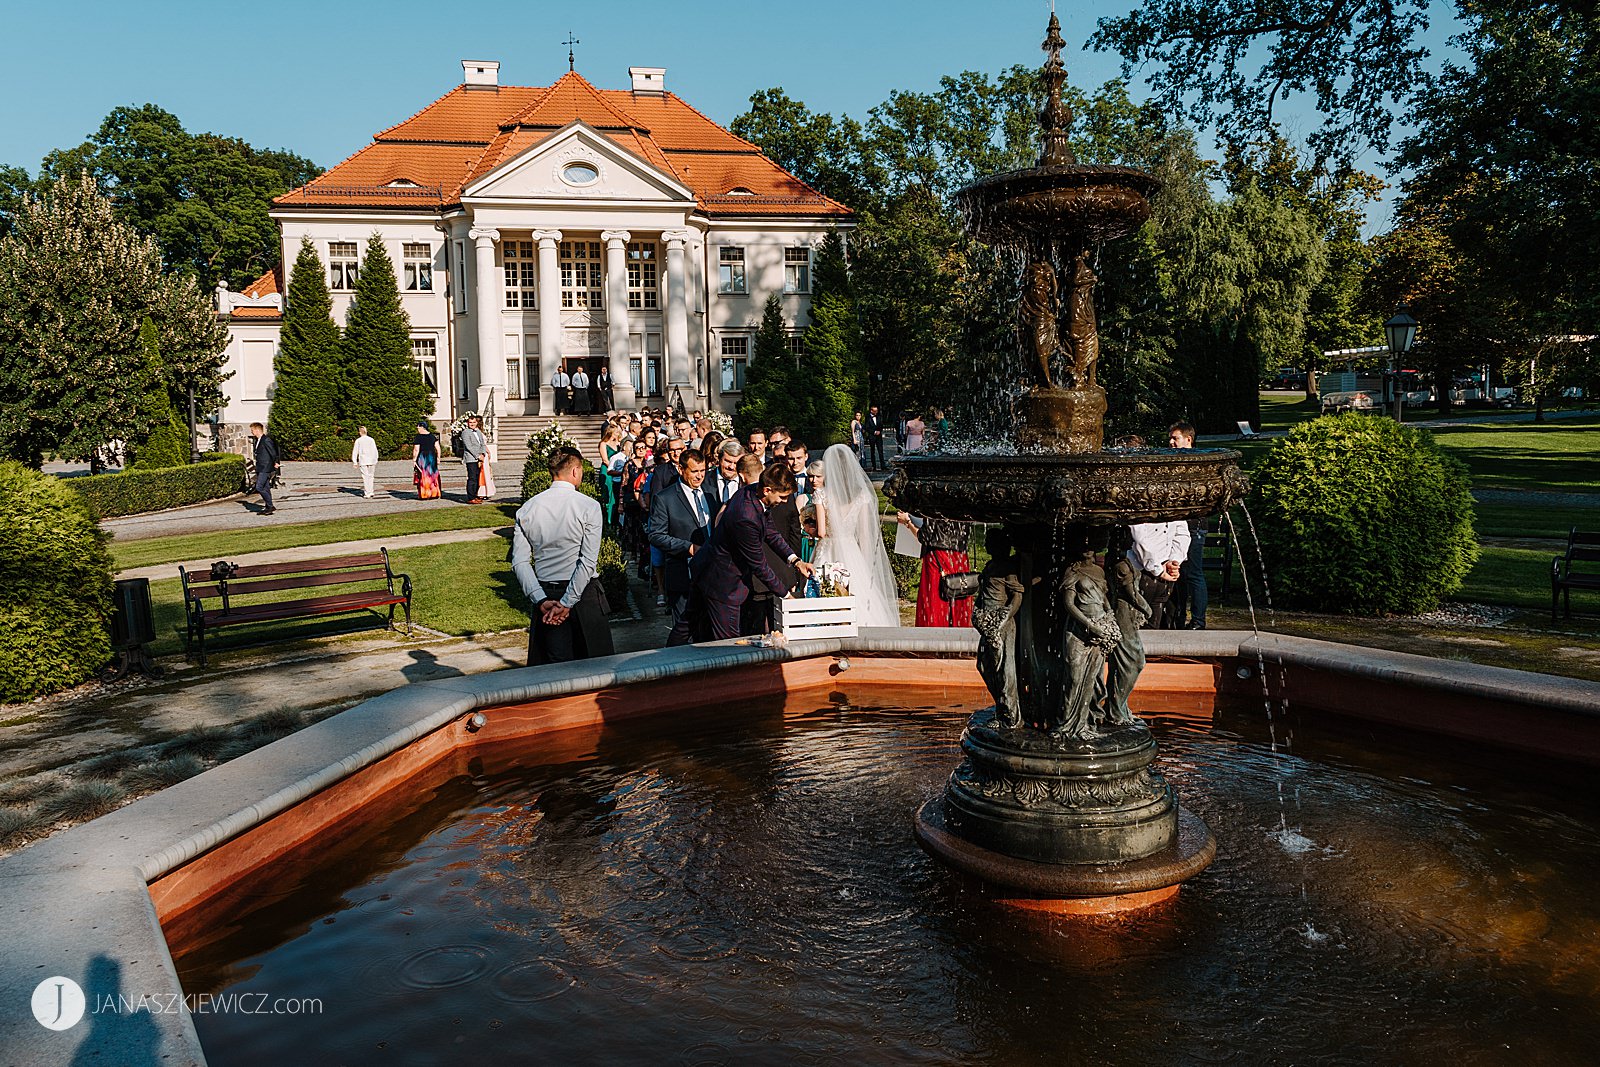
[2,0,1461,229]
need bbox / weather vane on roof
[563,31,580,72]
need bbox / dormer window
[387,178,421,187]
[727,187,755,196]
[562,162,600,186]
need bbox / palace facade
[216,60,851,449]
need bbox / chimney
[462,60,500,87]
[629,66,666,94]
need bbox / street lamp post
[1384,307,1419,422]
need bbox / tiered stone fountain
[886,13,1249,913]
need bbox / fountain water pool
[168,687,1600,1066]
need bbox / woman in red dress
[901,514,973,627]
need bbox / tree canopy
[0,175,228,466]
[339,235,430,456]
[19,104,319,289]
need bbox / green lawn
[1456,544,1561,614]
[1255,392,1322,433]
[144,530,531,660]
[1428,417,1600,493]
[112,503,519,572]
[1472,503,1599,540]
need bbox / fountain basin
[956,163,1162,246]
[3,631,1599,1065]
[884,448,1249,525]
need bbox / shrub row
[67,452,246,518]
[0,462,114,703]
[520,459,602,503]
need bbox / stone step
[496,415,608,458]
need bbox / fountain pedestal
[890,11,1243,915]
[1015,386,1107,454]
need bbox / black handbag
[939,570,980,600]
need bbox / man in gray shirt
[460,415,487,503]
[511,447,614,665]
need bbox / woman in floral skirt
[412,420,442,500]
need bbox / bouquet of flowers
[447,411,479,437]
[705,410,735,437]
[811,563,852,598]
[526,421,578,460]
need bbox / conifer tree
[131,317,189,468]
[340,234,429,456]
[798,293,860,446]
[810,230,853,313]
[268,238,342,457]
[735,294,798,439]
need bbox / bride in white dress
[812,443,900,627]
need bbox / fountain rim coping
[1,628,1597,1065]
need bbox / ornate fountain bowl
[884,449,1249,528]
[956,164,1162,246]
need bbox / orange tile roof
[242,267,280,299]
[275,71,849,218]
[229,306,282,321]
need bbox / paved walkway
[100,458,513,541]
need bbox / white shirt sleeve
[510,508,549,605]
[561,498,602,609]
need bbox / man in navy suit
[688,463,814,642]
[650,450,713,646]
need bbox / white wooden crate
[779,595,859,639]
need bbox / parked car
[1262,367,1308,390]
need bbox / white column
[662,229,693,393]
[532,229,563,416]
[601,230,637,411]
[469,227,502,459]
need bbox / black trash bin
[106,577,160,679]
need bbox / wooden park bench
[1551,529,1600,621]
[180,550,413,666]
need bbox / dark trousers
[465,459,480,501]
[254,469,274,510]
[665,588,693,646]
[1139,573,1176,630]
[528,580,611,664]
[553,389,568,415]
[1170,530,1207,629]
[868,435,887,469]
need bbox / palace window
[403,243,433,291]
[503,241,537,308]
[626,242,658,309]
[720,335,749,393]
[329,242,359,291]
[783,246,811,294]
[411,338,439,396]
[718,246,746,294]
[560,240,603,308]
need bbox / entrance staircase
[495,414,608,461]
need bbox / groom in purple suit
[687,463,815,642]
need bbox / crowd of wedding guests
[511,403,1209,667]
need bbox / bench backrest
[1566,530,1600,567]
[1236,421,1257,436]
[183,552,393,604]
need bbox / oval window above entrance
[562,162,600,186]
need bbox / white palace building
[216,60,851,453]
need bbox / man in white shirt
[551,367,572,416]
[350,425,379,498]
[571,366,591,414]
[1127,520,1190,630]
[511,447,614,664]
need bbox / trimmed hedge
[598,536,627,611]
[67,452,246,518]
[0,461,114,702]
[1250,413,1478,615]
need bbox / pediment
[462,122,695,204]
